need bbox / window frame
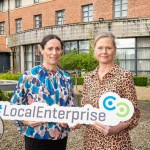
[0,22,5,35]
[116,38,135,73]
[34,14,42,29]
[15,18,22,33]
[56,10,65,25]
[82,4,93,22]
[64,40,89,54]
[25,44,43,70]
[15,0,22,8]
[136,37,150,75]
[114,0,128,18]
[34,0,41,3]
[0,0,4,12]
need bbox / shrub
[0,90,13,101]
[7,92,14,100]
[71,76,149,86]
[77,77,84,85]
[148,76,150,85]
[60,49,98,72]
[72,77,75,85]
[133,76,148,86]
[0,72,21,80]
[72,77,84,85]
[0,90,6,101]
[60,47,120,73]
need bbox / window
[34,0,42,3]
[79,40,89,53]
[82,4,93,22]
[25,45,42,70]
[0,0,4,12]
[13,46,21,71]
[114,0,128,18]
[116,38,135,72]
[16,18,22,33]
[33,45,43,66]
[137,37,150,75]
[56,10,65,25]
[65,41,78,54]
[64,40,89,54]
[25,45,33,70]
[15,0,21,8]
[34,15,42,28]
[0,22,5,35]
[116,38,150,75]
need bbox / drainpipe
[8,0,10,35]
[8,0,12,71]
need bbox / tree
[59,48,119,72]
[59,49,98,72]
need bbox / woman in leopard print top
[81,32,140,150]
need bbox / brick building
[0,0,150,75]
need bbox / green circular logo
[116,102,130,117]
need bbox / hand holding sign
[99,92,134,122]
[0,92,134,127]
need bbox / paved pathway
[138,101,150,122]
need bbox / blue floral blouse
[11,65,74,140]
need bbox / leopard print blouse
[81,64,140,150]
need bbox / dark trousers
[24,136,68,150]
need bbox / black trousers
[24,136,68,150]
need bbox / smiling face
[94,37,116,65]
[40,39,63,69]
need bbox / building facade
[0,0,150,75]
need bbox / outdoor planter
[0,80,17,91]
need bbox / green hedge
[72,77,84,85]
[148,77,150,85]
[1,73,148,87]
[133,76,148,86]
[0,72,21,80]
[71,76,148,86]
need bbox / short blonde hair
[94,32,116,49]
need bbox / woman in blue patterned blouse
[11,34,74,150]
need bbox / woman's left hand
[93,121,129,136]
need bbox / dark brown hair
[40,34,64,49]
